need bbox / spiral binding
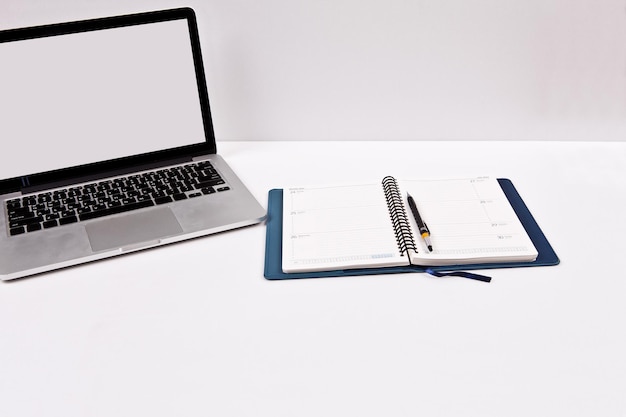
[381,176,418,257]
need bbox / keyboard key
[155,196,173,205]
[121,197,137,205]
[7,199,21,210]
[27,223,42,232]
[43,220,58,228]
[38,193,52,203]
[10,226,25,236]
[36,208,51,216]
[59,215,78,225]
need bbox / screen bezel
[0,8,216,194]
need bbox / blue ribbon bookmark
[425,268,492,283]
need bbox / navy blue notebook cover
[264,179,559,280]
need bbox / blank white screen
[0,18,206,180]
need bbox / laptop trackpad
[86,207,183,252]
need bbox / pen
[407,193,433,252]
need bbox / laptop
[0,8,266,280]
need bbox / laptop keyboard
[5,160,229,236]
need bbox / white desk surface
[2,141,625,417]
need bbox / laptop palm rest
[86,207,183,252]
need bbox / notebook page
[282,184,409,272]
[400,177,538,265]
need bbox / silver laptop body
[0,8,265,280]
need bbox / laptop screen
[0,11,209,182]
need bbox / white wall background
[3,0,626,141]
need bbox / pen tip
[428,245,433,252]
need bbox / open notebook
[281,176,538,273]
